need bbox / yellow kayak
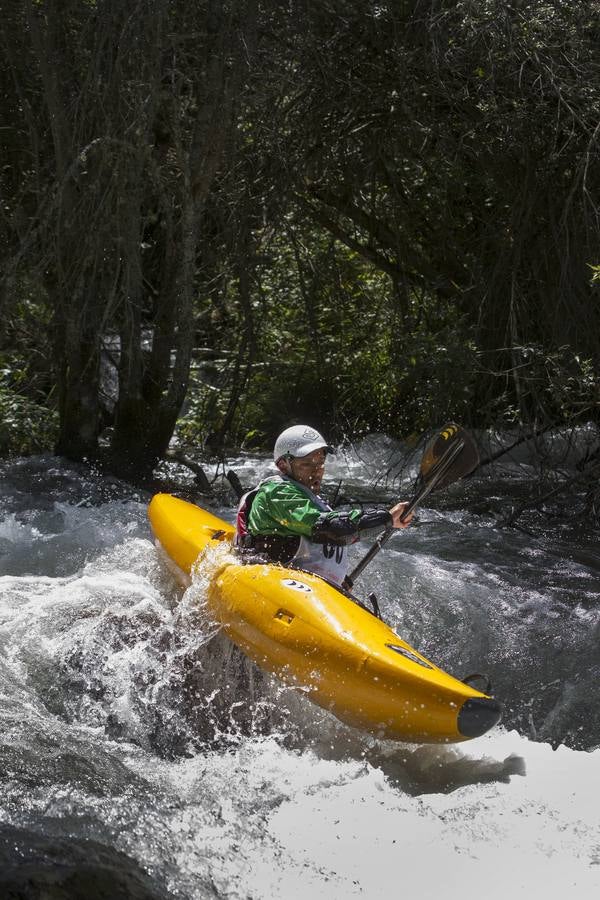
[148,493,501,743]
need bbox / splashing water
[0,449,599,899]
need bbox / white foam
[104,728,599,900]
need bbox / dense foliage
[1,0,599,470]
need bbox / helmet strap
[276,457,292,475]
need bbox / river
[0,435,599,899]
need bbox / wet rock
[0,825,174,900]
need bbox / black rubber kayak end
[457,697,502,738]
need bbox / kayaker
[235,425,413,585]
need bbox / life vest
[235,475,348,585]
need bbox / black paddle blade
[346,422,478,588]
[420,423,479,490]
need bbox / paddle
[343,423,480,590]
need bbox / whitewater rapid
[0,446,599,898]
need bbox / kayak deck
[148,493,501,743]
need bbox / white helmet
[273,425,333,463]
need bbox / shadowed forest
[1,1,599,493]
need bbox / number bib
[290,535,348,585]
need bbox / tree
[2,0,599,469]
[242,0,600,429]
[3,0,256,475]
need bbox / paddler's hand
[389,501,413,528]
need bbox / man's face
[287,448,326,493]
